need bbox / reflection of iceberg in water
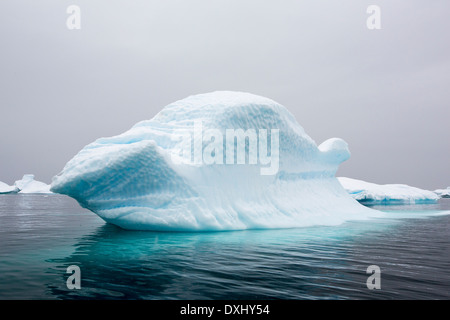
[45,216,413,300]
[51,91,379,231]
[45,206,450,299]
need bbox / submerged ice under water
[0,194,449,300]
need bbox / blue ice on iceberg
[51,91,378,231]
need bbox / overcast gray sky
[0,0,449,190]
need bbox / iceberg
[434,187,450,198]
[0,181,19,194]
[51,91,378,231]
[15,174,52,194]
[338,177,439,205]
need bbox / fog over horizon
[0,0,449,190]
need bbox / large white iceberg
[15,174,52,194]
[0,181,19,194]
[338,177,439,204]
[51,91,378,231]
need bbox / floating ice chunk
[434,187,450,198]
[51,91,378,231]
[15,174,52,194]
[0,181,19,194]
[338,177,439,205]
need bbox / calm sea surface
[0,194,449,300]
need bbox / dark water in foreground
[0,194,449,300]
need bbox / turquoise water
[0,194,449,299]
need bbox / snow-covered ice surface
[15,174,52,194]
[338,177,439,205]
[0,181,19,194]
[434,187,450,198]
[51,91,380,231]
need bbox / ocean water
[0,194,449,300]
